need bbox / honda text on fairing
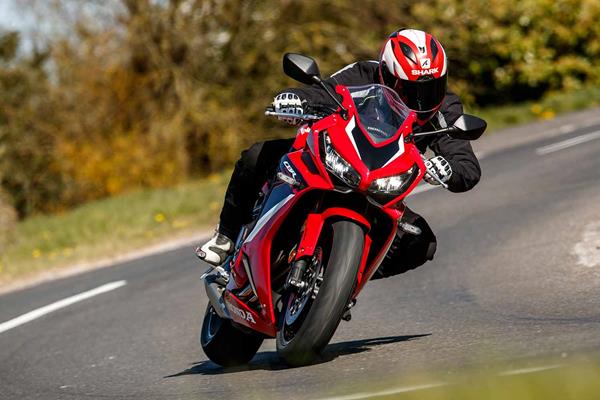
[198,53,486,367]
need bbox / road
[1,110,600,399]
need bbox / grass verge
[1,86,599,286]
[0,171,230,285]
[325,356,600,400]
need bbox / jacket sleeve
[429,91,482,193]
[279,61,378,110]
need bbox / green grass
[469,86,600,132]
[0,171,230,284]
[1,86,599,286]
[326,356,600,400]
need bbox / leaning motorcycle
[198,53,486,367]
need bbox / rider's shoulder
[330,60,379,78]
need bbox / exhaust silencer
[204,276,230,319]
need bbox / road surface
[1,109,600,399]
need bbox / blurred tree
[410,0,600,104]
[2,0,599,217]
[0,30,62,217]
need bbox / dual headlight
[323,134,360,187]
[322,132,418,196]
[368,166,418,195]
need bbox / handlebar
[424,167,449,189]
[264,109,322,121]
[265,105,448,189]
[264,105,334,122]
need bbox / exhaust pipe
[204,276,230,319]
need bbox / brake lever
[426,168,449,189]
[421,154,449,189]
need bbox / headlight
[368,165,418,195]
[323,133,360,187]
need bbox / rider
[197,28,481,278]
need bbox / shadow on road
[166,333,430,377]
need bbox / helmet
[379,29,448,124]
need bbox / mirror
[448,114,487,140]
[283,53,322,85]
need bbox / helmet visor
[400,74,447,112]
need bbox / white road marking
[319,382,447,400]
[573,221,600,267]
[498,364,563,376]
[536,130,600,155]
[0,280,127,334]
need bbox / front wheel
[200,304,264,367]
[276,220,365,366]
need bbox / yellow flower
[154,213,166,223]
[530,104,543,115]
[32,249,42,258]
[62,248,74,257]
[541,110,555,120]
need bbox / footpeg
[342,299,356,321]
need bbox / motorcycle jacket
[281,60,481,193]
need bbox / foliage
[411,0,600,105]
[3,83,599,281]
[0,31,62,217]
[0,170,229,283]
[0,1,599,219]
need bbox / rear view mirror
[448,114,487,140]
[283,53,322,85]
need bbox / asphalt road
[1,111,600,399]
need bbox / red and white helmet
[379,28,448,124]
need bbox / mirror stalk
[406,126,455,142]
[312,76,349,120]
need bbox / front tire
[276,220,364,366]
[200,304,264,367]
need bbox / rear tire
[200,304,263,367]
[276,220,364,366]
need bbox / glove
[273,92,304,125]
[423,156,452,185]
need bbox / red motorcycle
[199,53,486,367]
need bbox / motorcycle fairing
[221,84,426,336]
[345,115,406,170]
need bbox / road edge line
[0,280,127,334]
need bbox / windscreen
[348,85,411,143]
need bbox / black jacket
[284,61,481,192]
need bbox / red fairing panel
[231,182,337,336]
[234,190,301,336]
[224,291,276,336]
